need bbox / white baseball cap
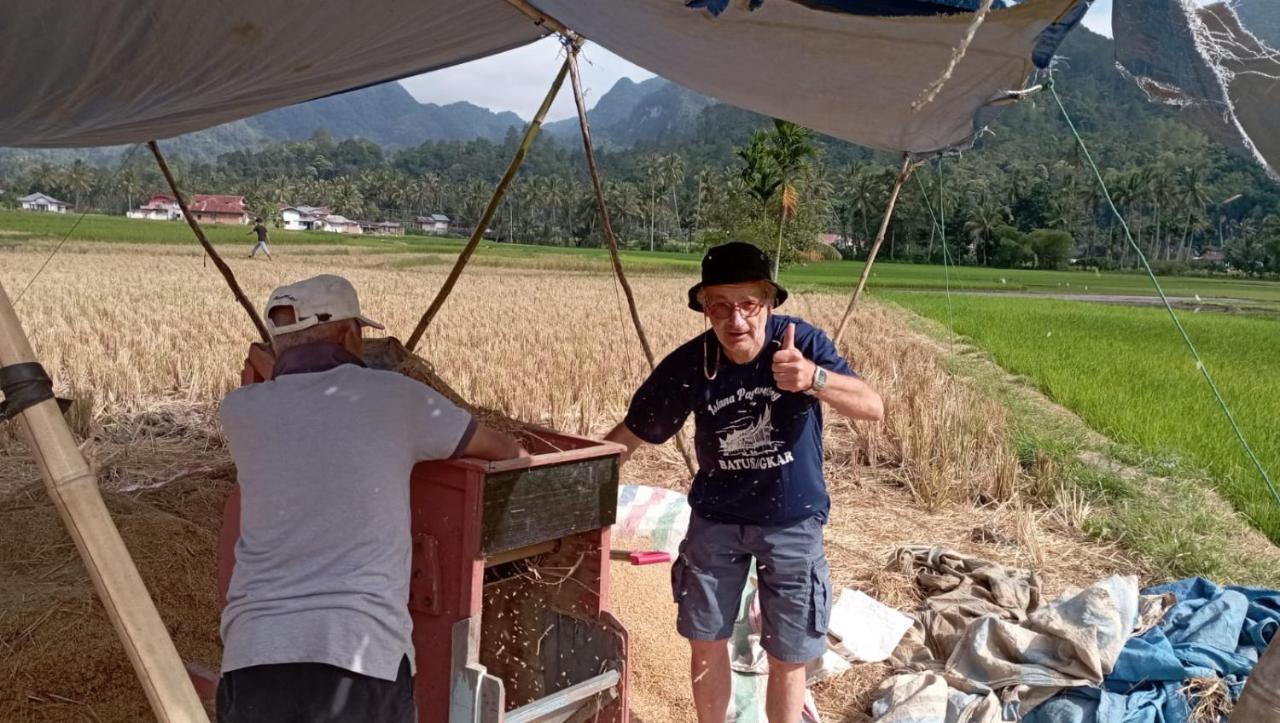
[264,274,385,337]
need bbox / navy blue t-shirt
[623,314,855,526]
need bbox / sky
[399,0,1210,121]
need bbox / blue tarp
[1026,578,1280,723]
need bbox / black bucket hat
[687,241,788,312]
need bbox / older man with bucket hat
[217,274,527,722]
[606,242,884,723]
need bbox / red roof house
[187,194,249,225]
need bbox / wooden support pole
[148,141,271,344]
[0,281,208,723]
[833,153,916,348]
[568,42,698,478]
[503,0,574,37]
[406,58,570,352]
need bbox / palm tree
[640,154,664,251]
[964,193,1006,266]
[117,168,141,215]
[661,153,686,240]
[737,132,782,210]
[692,169,713,240]
[765,120,817,275]
[841,166,881,250]
[67,160,93,210]
[1175,167,1211,262]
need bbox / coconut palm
[67,160,93,210]
[765,120,817,275]
[117,168,141,215]
[965,193,1007,266]
[661,153,686,240]
[1175,167,1211,262]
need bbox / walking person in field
[605,241,884,723]
[248,217,272,260]
[216,274,529,722]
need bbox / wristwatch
[804,366,828,396]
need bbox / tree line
[3,55,1280,276]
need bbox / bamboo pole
[0,281,208,722]
[406,58,570,351]
[833,153,916,347]
[148,141,270,344]
[567,42,699,478]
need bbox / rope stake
[1048,78,1280,509]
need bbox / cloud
[399,37,655,122]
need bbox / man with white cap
[216,274,527,722]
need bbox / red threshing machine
[208,339,631,722]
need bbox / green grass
[885,291,1280,544]
[889,305,1280,585]
[6,210,1280,304]
[791,261,1280,304]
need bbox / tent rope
[935,159,958,353]
[148,141,271,344]
[406,58,570,351]
[566,38,698,477]
[1048,77,1280,509]
[14,143,144,305]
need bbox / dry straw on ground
[0,245,1146,721]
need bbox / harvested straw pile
[365,336,565,453]
[0,477,230,722]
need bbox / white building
[321,214,363,234]
[280,205,333,231]
[20,192,71,213]
[127,193,182,220]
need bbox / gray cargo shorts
[671,513,831,664]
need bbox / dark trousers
[217,656,415,723]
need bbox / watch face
[815,367,828,389]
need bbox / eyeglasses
[704,298,767,321]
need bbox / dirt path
[887,287,1280,315]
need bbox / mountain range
[2,0,1276,166]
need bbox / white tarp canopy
[0,0,1089,155]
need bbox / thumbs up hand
[772,323,816,393]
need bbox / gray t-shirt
[218,363,473,681]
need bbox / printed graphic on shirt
[718,406,780,455]
[710,387,795,472]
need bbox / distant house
[19,192,71,213]
[187,194,249,225]
[320,214,363,235]
[127,193,182,220]
[280,205,333,231]
[414,214,450,235]
[1193,248,1226,265]
[360,220,404,236]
